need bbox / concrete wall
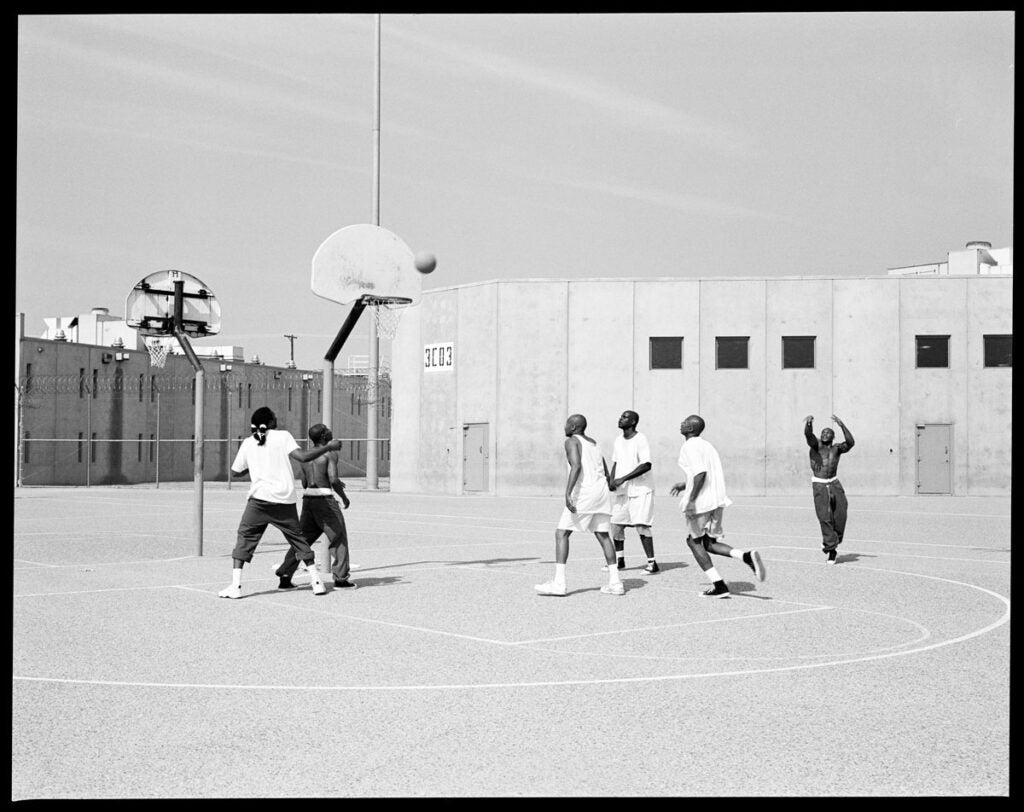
[391,275,1012,497]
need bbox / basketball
[414,252,437,274]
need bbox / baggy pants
[812,479,847,553]
[232,498,315,565]
[276,495,350,581]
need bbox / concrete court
[12,483,1010,798]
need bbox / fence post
[155,391,161,489]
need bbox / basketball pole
[171,279,205,557]
[366,12,382,490]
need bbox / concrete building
[391,256,1012,498]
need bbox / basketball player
[670,414,765,598]
[275,423,356,590]
[219,407,343,599]
[607,410,659,573]
[804,414,855,564]
[536,414,624,597]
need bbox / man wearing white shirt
[607,410,659,574]
[219,406,343,599]
[670,414,765,598]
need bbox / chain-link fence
[15,371,392,487]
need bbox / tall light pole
[366,12,382,489]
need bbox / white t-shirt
[568,435,613,515]
[677,435,732,514]
[232,429,300,503]
[612,432,653,496]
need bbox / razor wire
[16,370,391,400]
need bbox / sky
[16,12,1014,371]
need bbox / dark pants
[812,480,847,553]
[276,496,350,581]
[233,498,315,565]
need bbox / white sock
[608,566,622,585]
[615,550,625,560]
[729,549,745,559]
[554,563,566,586]
[231,569,242,588]
[302,561,323,582]
[704,566,723,583]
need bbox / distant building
[15,311,392,486]
[888,241,1012,277]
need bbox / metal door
[916,424,952,494]
[463,423,489,492]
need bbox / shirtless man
[804,414,855,565]
[275,423,356,589]
[535,414,624,597]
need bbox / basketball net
[146,337,172,368]
[372,300,409,340]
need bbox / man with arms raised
[804,414,855,565]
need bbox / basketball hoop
[368,297,412,340]
[146,337,173,368]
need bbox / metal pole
[367,12,382,489]
[173,279,205,557]
[86,376,92,487]
[155,390,161,488]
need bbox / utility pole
[284,334,297,369]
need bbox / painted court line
[12,547,1009,692]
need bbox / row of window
[649,334,1013,370]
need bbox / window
[983,334,1012,367]
[716,337,749,369]
[90,432,97,463]
[238,383,243,408]
[25,364,32,393]
[138,374,145,402]
[92,369,98,399]
[247,383,252,408]
[151,376,158,403]
[78,432,84,463]
[23,432,30,464]
[149,434,155,462]
[288,387,293,411]
[138,434,143,462]
[79,368,86,398]
[782,336,815,369]
[916,335,949,368]
[649,337,683,369]
[191,379,195,405]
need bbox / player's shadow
[338,575,403,589]
[836,552,874,564]
[448,557,541,567]
[724,581,772,600]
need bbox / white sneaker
[535,581,566,597]
[311,579,327,596]
[600,582,625,596]
[218,584,242,599]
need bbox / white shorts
[557,509,611,533]
[610,491,654,528]
[685,506,726,540]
